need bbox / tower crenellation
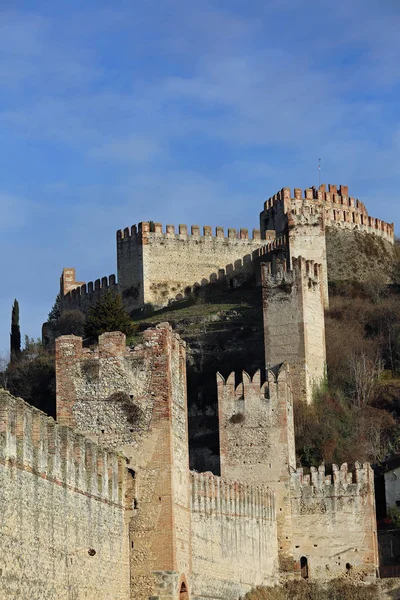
[261,184,394,243]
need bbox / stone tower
[217,366,295,575]
[262,257,326,405]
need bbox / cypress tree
[10,299,21,362]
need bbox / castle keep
[1,184,390,599]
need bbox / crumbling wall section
[190,471,277,599]
[291,463,379,579]
[0,390,130,600]
[56,325,191,600]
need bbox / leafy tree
[10,299,21,362]
[84,290,136,340]
[7,339,55,417]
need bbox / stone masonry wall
[60,267,119,314]
[190,471,278,600]
[260,184,394,243]
[116,222,267,310]
[291,463,379,579]
[262,258,326,405]
[218,366,296,575]
[56,326,191,600]
[0,390,131,600]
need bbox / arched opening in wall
[300,556,309,579]
[179,581,189,600]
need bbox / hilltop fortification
[9,182,389,598]
[59,183,394,316]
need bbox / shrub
[85,290,137,341]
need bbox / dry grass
[245,580,381,600]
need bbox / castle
[0,184,393,599]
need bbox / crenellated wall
[262,257,326,405]
[261,184,394,243]
[290,462,379,579]
[60,267,119,314]
[217,366,296,575]
[116,222,266,309]
[0,390,131,600]
[190,471,278,599]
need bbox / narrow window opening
[127,468,136,479]
[346,563,352,572]
[300,556,308,579]
[180,581,189,600]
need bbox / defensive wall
[262,257,326,405]
[260,184,394,297]
[116,222,268,310]
[190,471,277,599]
[260,184,394,243]
[291,463,379,579]
[54,325,278,600]
[60,267,118,314]
[0,390,131,600]
[217,366,378,580]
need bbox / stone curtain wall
[217,367,296,575]
[262,258,326,405]
[190,471,278,599]
[116,222,266,309]
[0,390,130,600]
[60,267,119,314]
[290,463,379,579]
[260,185,394,243]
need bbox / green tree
[84,290,136,341]
[7,340,56,417]
[10,299,21,362]
[47,294,61,330]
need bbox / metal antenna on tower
[318,158,321,187]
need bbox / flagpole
[318,158,321,187]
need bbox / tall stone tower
[260,186,329,307]
[262,257,326,405]
[56,325,192,600]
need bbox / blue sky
[1,0,400,354]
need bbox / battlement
[0,390,128,507]
[291,462,373,495]
[217,364,290,404]
[190,470,275,521]
[261,184,394,243]
[262,256,322,286]
[61,268,118,314]
[117,222,262,242]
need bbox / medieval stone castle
[0,184,394,599]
